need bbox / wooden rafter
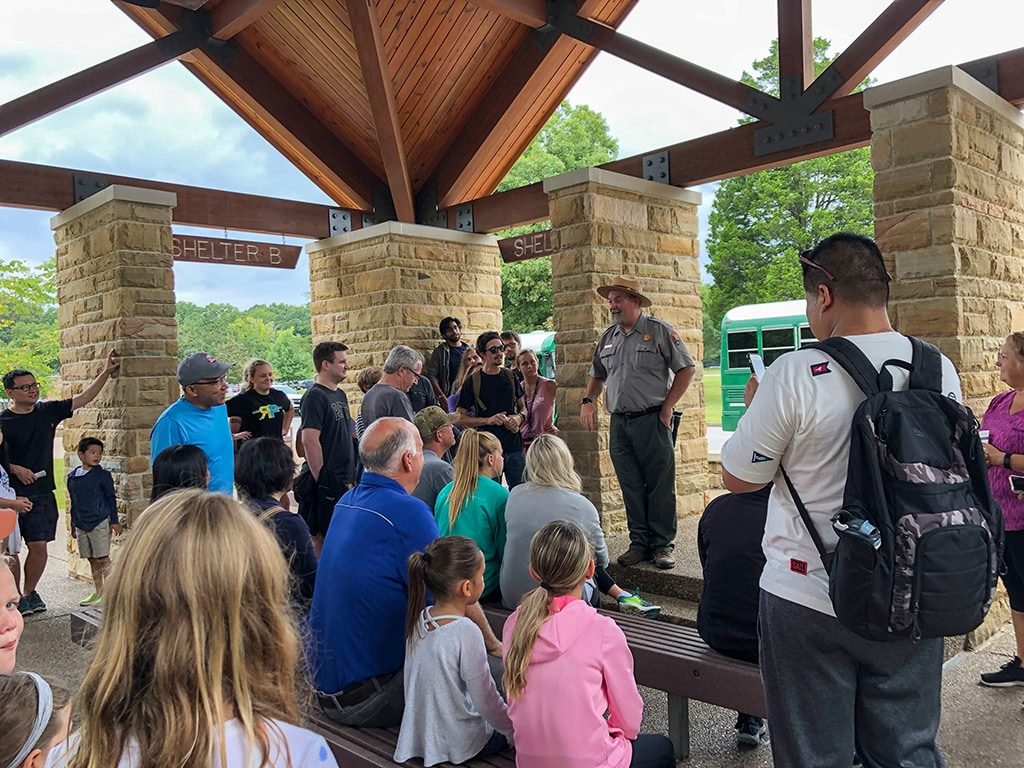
[468,0,547,28]
[0,31,202,138]
[118,3,378,211]
[210,0,284,40]
[347,0,415,222]
[822,0,944,98]
[777,0,813,91]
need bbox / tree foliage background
[0,258,59,392]
[702,38,874,361]
[498,102,619,332]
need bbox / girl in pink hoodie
[502,521,674,768]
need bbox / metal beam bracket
[961,59,999,93]
[754,109,834,157]
[455,204,474,232]
[328,208,351,236]
[415,183,447,228]
[72,173,110,204]
[642,151,670,184]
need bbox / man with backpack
[456,330,527,487]
[722,234,1000,767]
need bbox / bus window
[762,327,796,365]
[799,324,816,347]
[726,330,758,369]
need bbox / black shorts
[298,483,346,539]
[1001,529,1024,612]
[18,492,59,543]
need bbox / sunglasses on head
[798,249,892,284]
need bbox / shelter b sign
[172,234,301,269]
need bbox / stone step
[599,589,699,628]
[603,514,707,603]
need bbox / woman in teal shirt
[435,429,507,602]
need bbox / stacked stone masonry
[308,223,502,411]
[546,169,705,532]
[869,67,1024,416]
[52,188,179,576]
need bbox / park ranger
[580,275,696,569]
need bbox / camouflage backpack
[784,336,1004,642]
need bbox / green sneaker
[79,592,102,607]
[618,590,661,618]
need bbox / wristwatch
[580,397,593,405]
[1004,452,1014,469]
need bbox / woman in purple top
[980,332,1024,687]
[516,350,558,451]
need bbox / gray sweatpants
[758,591,946,768]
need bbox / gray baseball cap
[177,352,233,387]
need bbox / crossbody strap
[780,468,830,565]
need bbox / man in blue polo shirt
[310,417,500,728]
[150,352,235,494]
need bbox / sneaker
[736,716,767,747]
[652,547,675,569]
[617,590,661,618]
[79,592,101,607]
[26,591,46,614]
[17,596,32,616]
[616,545,650,567]
[979,656,1024,687]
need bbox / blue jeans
[502,449,525,488]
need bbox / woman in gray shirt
[499,435,660,617]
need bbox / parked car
[276,383,303,415]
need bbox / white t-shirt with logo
[47,718,339,768]
[720,332,962,616]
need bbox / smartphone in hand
[1009,475,1024,494]
[748,353,767,382]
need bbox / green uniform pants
[609,409,676,552]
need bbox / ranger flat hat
[595,275,652,308]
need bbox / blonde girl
[447,349,483,413]
[0,673,70,768]
[502,521,673,768]
[50,490,339,768]
[227,359,295,443]
[395,536,513,765]
[0,563,23,674]
[515,349,557,449]
[434,429,507,602]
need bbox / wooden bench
[71,604,764,761]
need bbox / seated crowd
[2,232,1021,768]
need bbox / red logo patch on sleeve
[810,361,831,376]
[790,558,808,575]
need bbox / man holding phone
[1,350,121,615]
[580,275,695,569]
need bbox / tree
[269,328,313,381]
[497,102,619,332]
[703,38,874,361]
[0,258,59,392]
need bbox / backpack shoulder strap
[907,336,943,393]
[257,505,286,525]
[471,370,486,413]
[780,468,830,565]
[808,337,880,397]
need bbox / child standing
[503,521,674,768]
[66,438,121,606]
[395,536,513,766]
[1,564,24,674]
[0,673,71,768]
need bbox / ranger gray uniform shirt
[588,314,694,414]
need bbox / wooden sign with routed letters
[497,230,554,263]
[172,234,301,269]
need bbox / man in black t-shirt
[297,342,356,553]
[456,331,527,487]
[697,486,770,747]
[1,350,120,615]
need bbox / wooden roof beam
[467,0,547,28]
[0,29,203,138]
[820,0,945,99]
[211,0,284,40]
[117,3,378,211]
[347,0,415,222]
[777,0,813,92]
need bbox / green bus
[720,300,816,431]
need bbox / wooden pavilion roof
[116,0,637,219]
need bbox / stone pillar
[545,168,705,532]
[51,185,179,576]
[867,66,1024,415]
[307,221,502,408]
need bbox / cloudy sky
[1,0,1021,307]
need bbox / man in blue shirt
[150,352,235,494]
[310,417,500,728]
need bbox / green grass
[704,367,722,427]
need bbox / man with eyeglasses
[456,331,528,487]
[150,352,235,495]
[1,349,120,615]
[359,346,421,430]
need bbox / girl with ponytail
[395,536,513,766]
[502,521,674,768]
[434,429,508,603]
